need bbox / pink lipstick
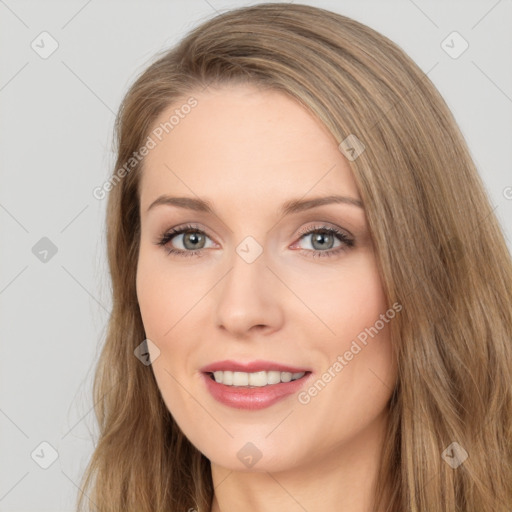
[200,360,312,410]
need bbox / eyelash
[155,223,354,259]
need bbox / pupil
[184,232,204,250]
[312,232,333,250]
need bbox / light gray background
[1,0,511,510]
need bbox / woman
[78,3,512,511]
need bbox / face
[136,84,398,473]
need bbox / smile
[207,370,306,387]
[202,370,312,410]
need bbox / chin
[195,436,305,473]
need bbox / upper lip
[200,359,311,374]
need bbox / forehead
[139,84,360,210]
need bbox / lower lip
[202,372,312,410]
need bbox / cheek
[292,252,388,341]
[337,270,387,340]
[136,257,176,355]
[136,252,196,419]
[333,258,393,375]
[136,262,169,340]
[293,252,395,399]
[136,248,198,339]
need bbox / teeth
[267,371,281,385]
[249,371,266,386]
[281,372,292,383]
[211,370,306,387]
[233,371,249,386]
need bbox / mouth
[204,370,311,388]
[202,369,313,410]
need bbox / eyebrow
[146,194,363,215]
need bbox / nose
[214,246,284,339]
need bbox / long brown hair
[78,4,512,511]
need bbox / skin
[136,84,398,512]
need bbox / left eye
[296,228,343,251]
[292,225,354,258]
